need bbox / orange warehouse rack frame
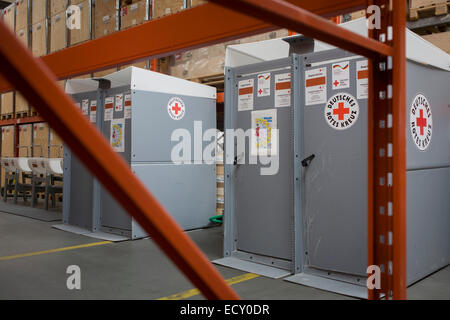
[0,0,407,299]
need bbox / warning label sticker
[356,60,369,99]
[305,68,327,106]
[251,109,278,156]
[324,93,359,130]
[167,97,185,120]
[110,118,125,153]
[104,96,114,121]
[257,73,271,97]
[238,79,254,111]
[115,94,123,112]
[90,100,97,123]
[275,73,291,108]
[332,61,350,90]
[124,94,132,119]
[410,94,432,151]
[81,99,89,116]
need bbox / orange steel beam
[367,0,407,300]
[392,0,407,300]
[0,1,367,93]
[0,20,239,300]
[208,0,393,59]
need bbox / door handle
[301,154,315,167]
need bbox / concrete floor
[0,210,448,300]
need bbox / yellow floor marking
[158,273,260,300]
[0,241,112,262]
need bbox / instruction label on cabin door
[81,99,89,116]
[332,61,350,90]
[115,94,123,112]
[251,109,278,156]
[124,94,132,119]
[90,100,97,123]
[275,73,291,108]
[104,96,114,121]
[110,118,125,152]
[356,60,369,99]
[305,68,327,106]
[257,73,271,97]
[238,79,254,111]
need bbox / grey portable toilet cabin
[214,19,450,297]
[56,67,217,240]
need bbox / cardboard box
[31,20,47,56]
[32,0,48,24]
[154,0,183,18]
[49,12,66,52]
[94,0,117,38]
[120,0,147,30]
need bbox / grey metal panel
[100,86,132,232]
[131,90,216,163]
[302,50,368,276]
[406,61,450,170]
[230,58,294,262]
[213,257,291,279]
[64,91,97,230]
[292,54,304,274]
[285,273,367,299]
[406,167,450,285]
[131,163,216,231]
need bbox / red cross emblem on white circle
[409,94,432,151]
[167,97,186,120]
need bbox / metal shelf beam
[0,1,367,93]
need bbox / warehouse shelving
[0,0,409,300]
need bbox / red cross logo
[416,109,427,136]
[258,89,263,95]
[333,80,339,87]
[333,102,350,121]
[172,103,181,115]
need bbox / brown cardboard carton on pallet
[49,128,64,158]
[93,67,117,77]
[351,10,366,20]
[32,0,47,24]
[1,92,14,117]
[32,122,49,157]
[154,0,183,18]
[18,124,32,157]
[15,92,29,116]
[2,4,16,31]
[190,0,207,7]
[1,126,15,188]
[69,0,92,45]
[422,31,450,53]
[409,0,448,20]
[94,0,117,38]
[16,25,29,46]
[118,60,147,70]
[120,0,147,30]
[15,0,28,30]
[49,12,66,52]
[50,0,67,16]
[31,20,47,56]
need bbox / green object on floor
[209,215,223,224]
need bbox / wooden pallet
[409,0,449,20]
[15,111,31,118]
[189,73,225,92]
[1,113,14,120]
